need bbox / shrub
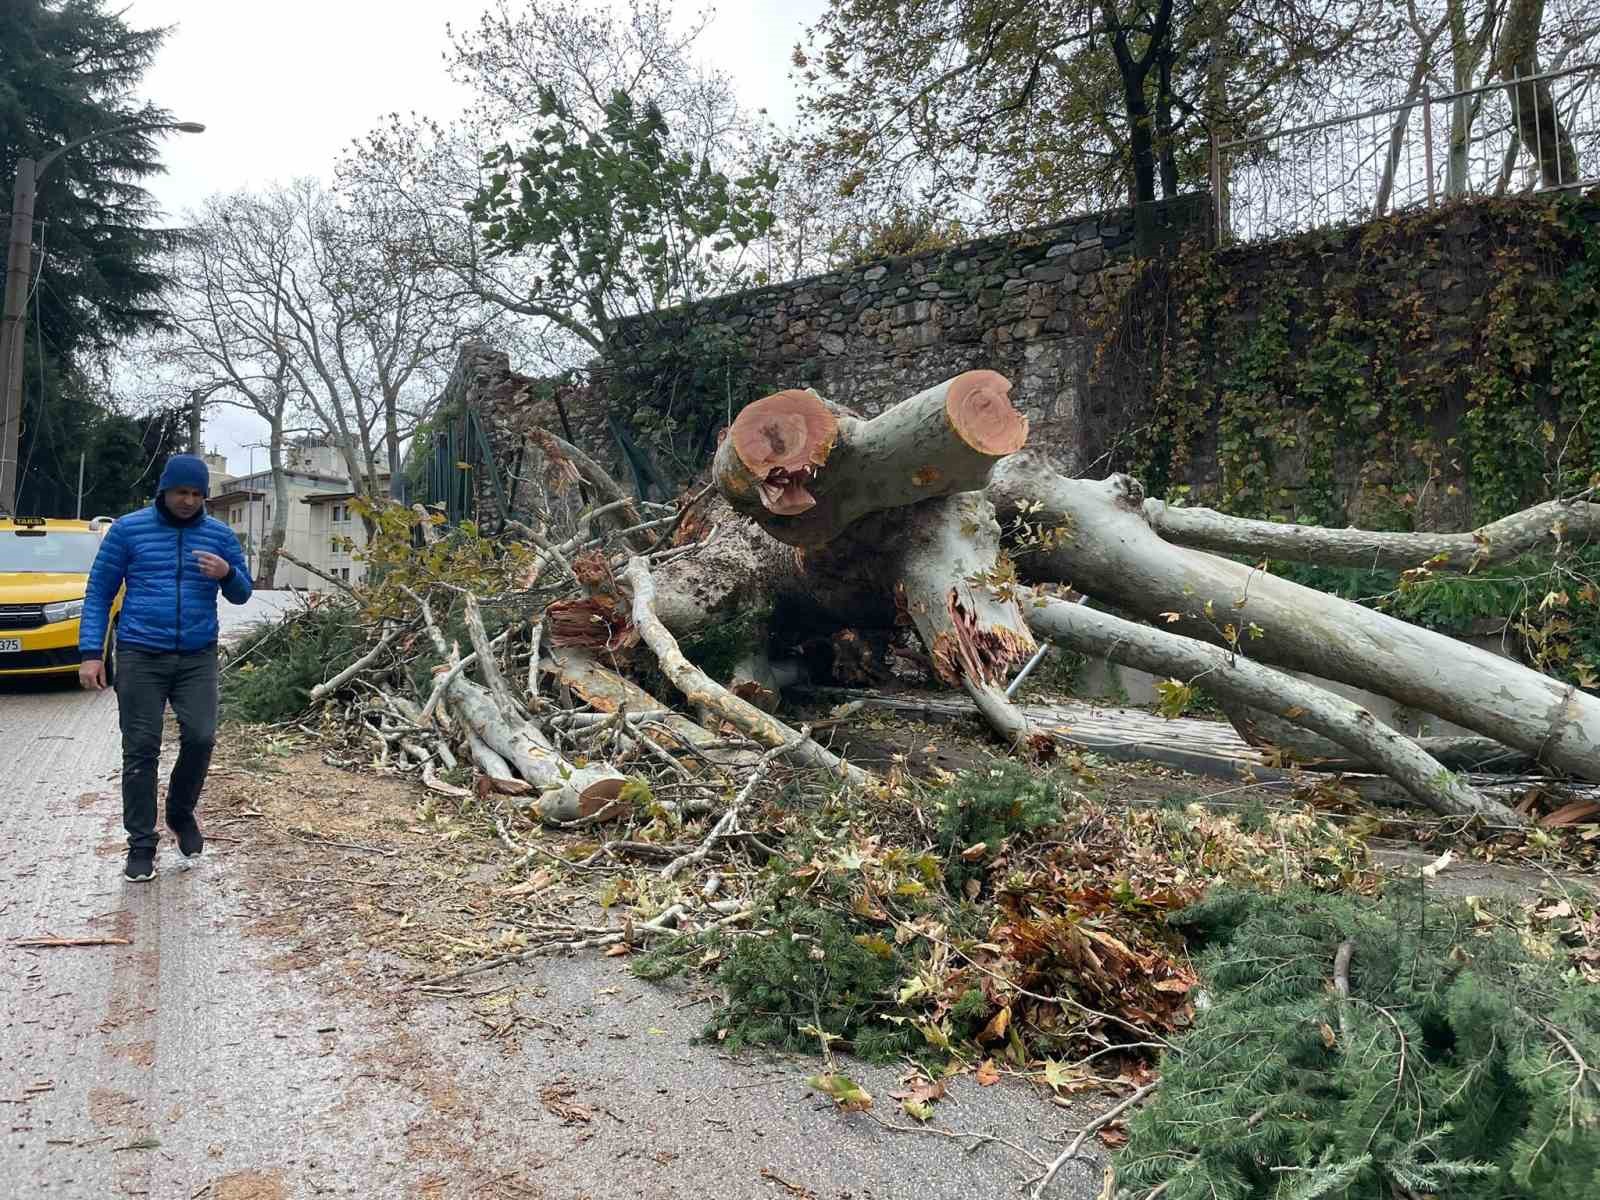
[1117,884,1600,1199]
[704,899,921,1062]
[933,761,1066,891]
[221,602,363,724]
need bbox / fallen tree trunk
[1025,595,1518,823]
[1144,496,1600,570]
[1222,699,1537,773]
[988,455,1600,782]
[714,372,1027,548]
[623,556,871,788]
[877,492,1038,748]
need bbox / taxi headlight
[43,599,85,624]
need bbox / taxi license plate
[0,638,21,653]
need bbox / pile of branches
[233,489,862,831]
[220,373,1600,1200]
[235,368,1600,846]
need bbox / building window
[330,538,339,554]
[339,567,350,581]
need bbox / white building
[203,442,384,590]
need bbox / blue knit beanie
[158,453,210,497]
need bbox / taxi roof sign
[10,516,45,527]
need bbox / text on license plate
[0,638,21,653]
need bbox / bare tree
[165,183,497,520]
[154,195,308,586]
[1346,1,1599,201]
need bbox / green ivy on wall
[1095,194,1600,530]
[606,321,768,496]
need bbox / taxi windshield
[0,530,101,573]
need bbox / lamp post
[0,119,205,515]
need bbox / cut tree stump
[715,372,1027,548]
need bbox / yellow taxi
[0,515,124,683]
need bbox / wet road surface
[0,593,1102,1199]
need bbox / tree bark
[444,676,625,819]
[869,491,1038,747]
[1024,595,1514,822]
[1220,699,1536,774]
[1500,0,1582,188]
[988,454,1600,782]
[1446,0,1492,196]
[714,372,1026,548]
[260,426,289,590]
[1142,496,1600,570]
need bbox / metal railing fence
[1213,61,1600,243]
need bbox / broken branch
[623,556,871,787]
[1024,594,1519,824]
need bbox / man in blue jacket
[78,454,253,882]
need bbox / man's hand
[79,659,106,691]
[192,550,230,580]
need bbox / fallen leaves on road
[538,1078,594,1125]
[888,1072,947,1121]
[807,1072,873,1111]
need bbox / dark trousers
[115,647,219,852]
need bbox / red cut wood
[718,389,839,515]
[714,372,1028,548]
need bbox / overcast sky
[122,0,827,480]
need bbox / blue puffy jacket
[79,502,253,657]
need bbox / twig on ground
[282,829,397,857]
[1029,1081,1159,1199]
[660,728,807,881]
[866,1111,1050,1169]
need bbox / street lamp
[0,119,206,515]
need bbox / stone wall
[609,194,1209,473]
[422,343,610,527]
[1088,195,1600,528]
[431,197,1210,519]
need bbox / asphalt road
[0,592,1104,1200]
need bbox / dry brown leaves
[904,793,1383,1052]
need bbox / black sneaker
[168,814,204,858]
[125,851,156,882]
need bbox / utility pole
[0,119,204,515]
[76,450,85,519]
[0,157,38,515]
